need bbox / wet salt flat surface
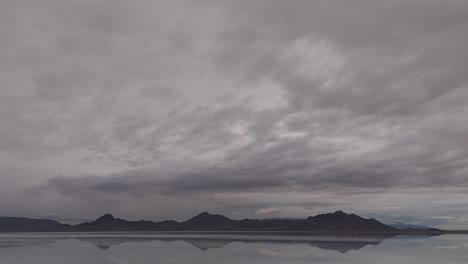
[0,233,467,264]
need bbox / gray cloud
[1,0,468,227]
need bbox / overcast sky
[1,0,468,229]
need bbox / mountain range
[0,211,439,233]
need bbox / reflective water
[0,233,467,263]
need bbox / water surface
[0,233,467,263]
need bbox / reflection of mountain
[82,238,138,250]
[305,233,397,253]
[307,240,381,253]
[80,238,234,251]
[183,239,232,251]
[79,235,393,253]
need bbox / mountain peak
[185,212,233,226]
[306,211,396,232]
[198,212,211,217]
[191,212,224,219]
[94,214,115,223]
[333,210,348,215]
[307,210,349,220]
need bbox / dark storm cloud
[215,0,468,116]
[1,0,468,226]
[46,132,468,199]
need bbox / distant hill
[0,211,438,233]
[178,212,237,230]
[304,211,397,232]
[0,217,70,232]
[74,214,167,232]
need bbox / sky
[0,0,468,229]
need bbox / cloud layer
[1,0,468,228]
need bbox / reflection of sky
[0,235,467,264]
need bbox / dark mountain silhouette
[178,212,236,230]
[186,212,234,225]
[303,210,397,232]
[75,213,164,232]
[0,217,70,232]
[94,214,116,223]
[0,211,442,233]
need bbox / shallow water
[0,233,467,263]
